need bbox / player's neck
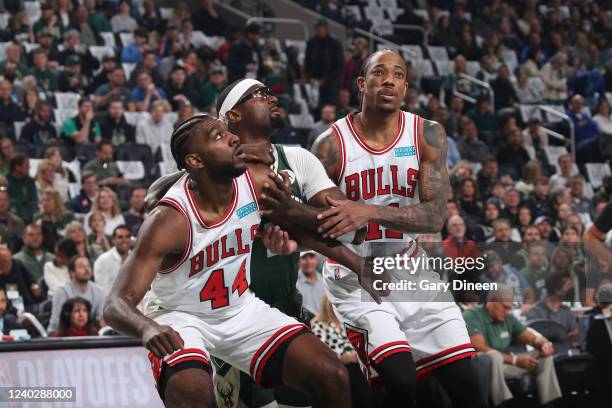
[356,108,401,141]
[190,172,235,215]
[236,125,272,146]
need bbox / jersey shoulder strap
[273,144,303,202]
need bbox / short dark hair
[545,272,570,296]
[68,255,88,273]
[78,97,92,108]
[96,140,113,151]
[171,113,212,170]
[112,225,131,238]
[32,48,47,57]
[35,100,51,110]
[55,238,77,258]
[9,153,28,172]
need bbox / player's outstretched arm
[103,206,187,358]
[375,119,449,233]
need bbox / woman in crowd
[65,221,94,262]
[85,212,111,261]
[476,198,502,242]
[593,99,612,158]
[514,206,534,239]
[515,160,541,196]
[457,177,482,220]
[36,188,76,238]
[43,147,75,202]
[21,88,39,119]
[35,160,58,199]
[84,187,125,236]
[50,297,99,337]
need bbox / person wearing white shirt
[43,238,78,298]
[296,250,325,315]
[521,118,549,149]
[93,225,132,295]
[549,153,576,191]
[593,99,612,157]
[111,0,138,33]
[135,100,174,156]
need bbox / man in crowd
[62,98,102,145]
[132,70,167,112]
[135,100,173,156]
[549,154,575,191]
[458,118,491,162]
[464,285,562,407]
[31,48,58,92]
[58,54,90,94]
[68,172,97,215]
[20,100,59,145]
[295,250,325,316]
[100,99,135,145]
[0,189,25,252]
[82,142,128,187]
[0,79,26,138]
[226,23,262,82]
[497,128,530,180]
[121,187,145,236]
[307,104,336,149]
[443,214,481,261]
[0,247,41,312]
[94,225,132,295]
[521,242,550,303]
[481,251,532,305]
[7,154,37,224]
[94,67,135,112]
[13,224,54,281]
[48,256,105,333]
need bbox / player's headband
[218,78,264,123]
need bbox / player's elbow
[102,293,122,326]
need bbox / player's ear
[225,109,240,125]
[184,153,205,170]
[357,76,365,94]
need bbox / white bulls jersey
[146,171,260,316]
[332,111,422,257]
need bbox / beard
[207,158,246,179]
[270,113,285,129]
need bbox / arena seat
[74,143,97,165]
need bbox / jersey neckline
[345,112,405,155]
[184,176,239,229]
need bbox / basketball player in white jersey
[311,50,484,407]
[103,114,353,408]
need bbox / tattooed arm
[316,119,449,238]
[311,128,341,184]
[375,119,449,233]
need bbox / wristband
[512,355,517,366]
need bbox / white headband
[218,79,264,122]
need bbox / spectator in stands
[0,79,25,137]
[58,29,99,77]
[457,118,491,163]
[196,65,226,110]
[33,2,64,43]
[526,176,551,218]
[34,160,58,202]
[111,0,137,33]
[0,246,41,310]
[394,0,425,44]
[70,4,102,47]
[308,104,335,149]
[192,0,227,37]
[457,177,482,220]
[475,55,497,84]
[132,70,167,112]
[296,250,324,315]
[477,157,499,199]
[82,142,128,187]
[271,106,300,145]
[122,187,145,236]
[176,101,195,125]
[20,100,58,145]
[501,188,522,227]
[491,64,519,109]
[0,189,25,252]
[593,99,612,158]
[305,18,344,108]
[94,67,135,112]
[0,286,24,335]
[567,94,599,161]
[121,27,149,64]
[165,65,196,111]
[227,22,262,83]
[13,223,53,281]
[135,100,173,156]
[63,221,89,259]
[0,43,31,80]
[129,49,162,86]
[83,0,111,34]
[497,128,530,180]
[50,297,99,337]
[138,0,163,34]
[515,160,541,196]
[62,97,102,145]
[464,285,562,407]
[521,242,549,303]
[68,172,97,215]
[100,99,135,145]
[568,175,590,218]
[43,238,77,297]
[35,188,76,235]
[526,272,580,341]
[446,96,465,137]
[31,48,58,92]
[335,88,352,119]
[85,212,111,260]
[520,32,548,64]
[442,55,474,104]
[443,214,480,261]
[21,89,39,120]
[486,218,524,267]
[522,117,548,151]
[467,95,497,134]
[58,55,90,94]
[535,215,557,243]
[85,187,125,237]
[47,255,104,333]
[592,175,612,207]
[93,224,131,296]
[0,138,15,178]
[514,69,544,105]
[90,55,117,93]
[341,37,368,100]
[7,154,37,224]
[540,52,568,102]
[549,154,575,191]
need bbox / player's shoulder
[135,204,190,252]
[311,125,340,154]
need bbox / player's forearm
[584,229,612,264]
[375,198,447,233]
[103,295,155,339]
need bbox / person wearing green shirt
[463,286,562,406]
[6,153,38,224]
[33,3,64,44]
[12,224,54,281]
[31,49,59,92]
[521,243,549,303]
[62,98,102,145]
[195,67,227,109]
[82,141,128,187]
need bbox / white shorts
[146,295,307,393]
[323,256,475,383]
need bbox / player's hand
[142,323,184,359]
[261,224,298,255]
[317,197,375,239]
[540,341,554,357]
[515,355,539,370]
[240,144,274,165]
[260,172,293,217]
